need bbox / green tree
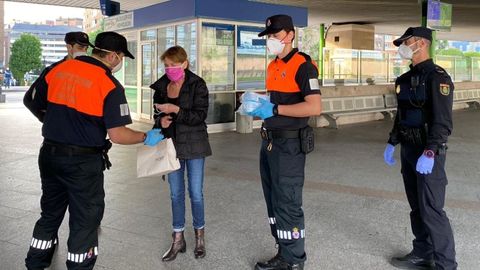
[436,48,464,56]
[87,19,105,55]
[9,34,42,86]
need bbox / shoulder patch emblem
[395,85,400,94]
[309,78,320,90]
[440,84,450,96]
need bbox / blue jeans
[167,158,205,232]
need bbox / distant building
[83,9,104,33]
[9,23,81,66]
[0,0,4,69]
[449,41,480,53]
[45,20,55,26]
[55,17,83,28]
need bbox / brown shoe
[194,228,206,259]
[162,231,186,262]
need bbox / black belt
[42,139,103,156]
[261,128,300,140]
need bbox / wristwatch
[424,149,435,158]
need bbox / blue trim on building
[133,0,196,29]
[131,0,307,29]
[195,0,307,27]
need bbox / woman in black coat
[150,46,212,262]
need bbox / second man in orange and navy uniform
[246,14,322,270]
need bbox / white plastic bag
[137,138,180,178]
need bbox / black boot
[391,252,435,270]
[162,232,186,262]
[255,246,286,270]
[286,262,304,270]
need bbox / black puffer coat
[150,70,212,159]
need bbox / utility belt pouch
[300,125,315,154]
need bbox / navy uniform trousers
[260,137,307,264]
[400,143,457,270]
[25,143,105,270]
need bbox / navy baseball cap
[64,32,94,47]
[258,14,295,37]
[95,31,135,59]
[393,27,433,47]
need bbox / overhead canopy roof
[254,0,480,41]
[7,0,480,41]
[6,0,168,11]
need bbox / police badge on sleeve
[439,83,450,96]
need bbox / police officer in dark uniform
[245,14,322,270]
[24,31,93,122]
[384,27,457,270]
[24,31,164,270]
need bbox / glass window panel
[176,22,197,73]
[142,43,154,86]
[455,57,469,82]
[436,56,455,81]
[157,26,175,77]
[472,57,480,81]
[125,86,137,113]
[141,29,157,41]
[206,93,235,124]
[141,88,153,117]
[323,48,359,85]
[125,40,137,85]
[201,23,234,91]
[388,54,409,83]
[360,51,388,84]
[237,26,266,90]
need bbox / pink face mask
[165,66,185,82]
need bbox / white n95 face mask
[398,41,420,60]
[267,38,286,55]
[111,62,122,73]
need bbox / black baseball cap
[64,31,94,47]
[393,27,433,47]
[94,31,135,59]
[258,14,294,37]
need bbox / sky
[5,1,85,25]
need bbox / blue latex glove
[144,128,164,146]
[248,98,275,120]
[416,153,434,174]
[383,144,396,166]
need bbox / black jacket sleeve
[425,68,454,152]
[387,82,401,145]
[151,79,174,137]
[175,79,209,126]
[23,68,50,122]
[388,110,400,145]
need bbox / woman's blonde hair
[161,46,189,68]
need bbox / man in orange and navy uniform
[246,15,322,270]
[24,32,164,270]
